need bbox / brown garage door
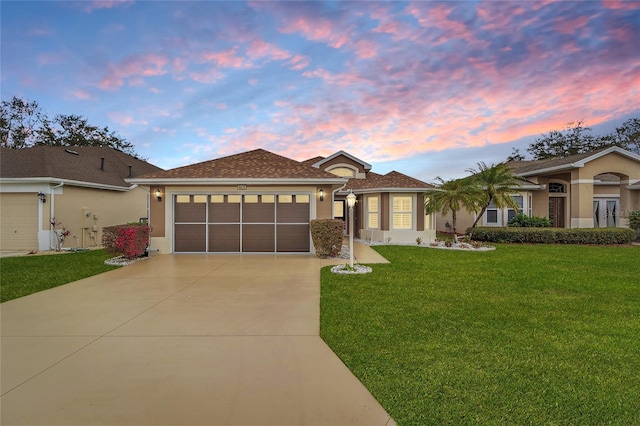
[173,194,310,253]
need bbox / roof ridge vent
[65,149,79,155]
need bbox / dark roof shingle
[0,146,162,188]
[137,149,340,180]
[345,171,434,191]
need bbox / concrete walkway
[1,243,394,426]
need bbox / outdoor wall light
[38,192,46,203]
[346,191,356,208]
[155,188,162,202]
[319,188,325,202]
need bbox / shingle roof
[345,171,434,191]
[507,147,638,175]
[0,146,162,188]
[137,149,341,180]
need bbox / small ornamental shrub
[508,213,552,228]
[102,223,150,258]
[310,219,344,258]
[469,226,635,244]
[627,210,640,240]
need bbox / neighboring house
[437,147,640,233]
[128,149,436,254]
[0,146,163,252]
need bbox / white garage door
[0,193,39,251]
[173,194,310,253]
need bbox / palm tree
[424,177,482,236]
[466,162,526,238]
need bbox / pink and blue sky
[2,0,639,180]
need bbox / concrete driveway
[1,245,395,426]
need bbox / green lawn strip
[0,250,120,302]
[320,244,640,425]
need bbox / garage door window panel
[278,195,309,223]
[175,195,206,223]
[243,196,275,223]
[209,195,240,223]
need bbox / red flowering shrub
[102,223,150,259]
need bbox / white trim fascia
[573,146,640,165]
[311,151,372,170]
[571,179,595,184]
[0,177,136,192]
[517,147,640,177]
[341,188,434,194]
[127,177,348,185]
[517,184,543,190]
[518,164,577,177]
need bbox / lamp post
[346,191,357,268]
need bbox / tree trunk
[452,210,457,234]
[468,204,489,240]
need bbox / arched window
[328,167,356,178]
[548,182,566,193]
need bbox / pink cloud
[280,17,351,49]
[99,53,169,89]
[554,16,591,34]
[73,90,92,100]
[601,0,640,10]
[287,55,310,70]
[201,49,249,68]
[354,39,377,59]
[188,68,224,84]
[83,0,134,13]
[107,111,147,126]
[246,39,291,61]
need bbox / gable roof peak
[311,150,372,170]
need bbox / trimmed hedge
[507,213,551,228]
[310,219,344,258]
[102,223,150,258]
[468,227,636,245]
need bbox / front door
[593,199,619,228]
[549,197,565,228]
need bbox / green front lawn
[0,249,120,302]
[321,244,640,425]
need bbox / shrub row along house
[2,146,638,254]
[440,147,640,233]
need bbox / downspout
[49,182,64,250]
[331,183,347,218]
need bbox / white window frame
[392,195,413,230]
[485,200,500,226]
[367,196,379,229]
[507,195,524,222]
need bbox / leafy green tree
[523,117,639,160]
[423,177,482,235]
[0,97,45,149]
[466,162,525,238]
[610,117,640,155]
[1,96,138,157]
[527,120,605,159]
[38,114,136,155]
